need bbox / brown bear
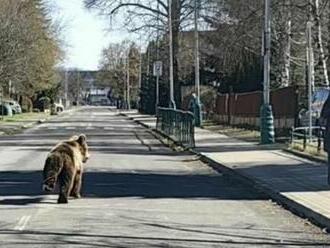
[42,134,90,204]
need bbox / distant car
[299,88,330,126]
[3,100,22,114]
[100,98,110,106]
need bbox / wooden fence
[213,87,298,130]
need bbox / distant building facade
[59,70,112,106]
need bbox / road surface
[0,107,329,247]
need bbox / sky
[50,0,130,71]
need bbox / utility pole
[64,70,69,108]
[138,42,143,111]
[155,63,160,113]
[168,0,176,108]
[194,0,200,101]
[306,21,314,141]
[127,47,131,110]
[0,87,3,120]
[194,0,202,127]
[138,41,142,90]
[260,0,275,144]
[8,80,12,98]
[77,71,80,106]
[155,1,160,114]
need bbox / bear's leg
[70,170,82,198]
[58,169,75,204]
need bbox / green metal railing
[290,126,325,152]
[156,107,195,148]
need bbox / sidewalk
[124,111,330,230]
[0,106,80,135]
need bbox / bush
[21,96,33,113]
[200,87,217,118]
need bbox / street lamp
[260,0,275,144]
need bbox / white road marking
[86,123,93,130]
[47,127,57,130]
[14,215,31,231]
[65,127,75,130]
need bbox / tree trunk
[307,0,316,92]
[313,0,329,86]
[328,1,330,74]
[281,0,291,87]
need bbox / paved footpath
[125,111,330,231]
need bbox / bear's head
[76,134,90,163]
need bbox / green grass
[290,141,327,159]
[204,123,261,142]
[0,112,49,123]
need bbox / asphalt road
[0,106,330,247]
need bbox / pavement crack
[134,131,152,152]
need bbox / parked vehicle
[50,102,65,115]
[299,88,330,126]
[100,98,111,106]
[3,100,22,114]
[0,103,13,116]
[55,103,64,112]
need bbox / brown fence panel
[270,87,297,118]
[215,86,297,121]
[215,94,228,115]
[232,91,263,117]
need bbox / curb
[22,118,50,129]
[22,122,36,129]
[125,113,330,230]
[197,153,330,230]
[283,148,326,164]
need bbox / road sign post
[153,61,163,114]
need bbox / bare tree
[98,41,140,104]
[84,0,214,106]
[311,0,329,86]
[0,0,62,108]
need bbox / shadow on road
[0,228,329,247]
[0,170,267,206]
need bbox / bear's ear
[70,135,79,141]
[77,134,87,145]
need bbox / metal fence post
[303,129,307,150]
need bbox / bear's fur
[42,134,90,204]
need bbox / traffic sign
[153,61,163,77]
